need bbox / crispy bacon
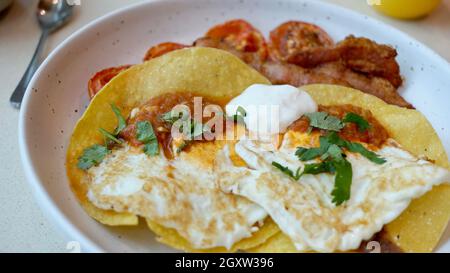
[194,36,412,108]
[261,61,348,86]
[261,60,412,108]
[314,62,411,108]
[286,35,403,88]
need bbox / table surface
[0,0,449,253]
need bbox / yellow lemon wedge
[372,0,442,19]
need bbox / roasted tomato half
[143,42,189,61]
[205,19,268,61]
[88,65,132,99]
[269,21,334,62]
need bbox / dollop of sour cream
[226,84,318,137]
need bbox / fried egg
[86,141,267,250]
[216,131,450,252]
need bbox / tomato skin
[269,21,334,62]
[143,42,189,61]
[205,19,268,61]
[88,65,132,99]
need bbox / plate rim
[18,0,450,253]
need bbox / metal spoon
[10,0,74,109]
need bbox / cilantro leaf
[301,161,335,176]
[322,131,347,146]
[297,132,385,165]
[325,144,345,161]
[324,132,385,164]
[143,141,160,156]
[296,135,333,161]
[330,158,353,206]
[136,121,156,143]
[344,142,386,164]
[296,147,325,161]
[77,144,110,170]
[99,128,122,145]
[272,162,301,180]
[136,121,160,157]
[160,111,174,124]
[175,119,209,140]
[296,147,321,161]
[190,120,205,139]
[305,112,344,132]
[230,106,247,124]
[233,115,245,124]
[236,106,247,117]
[342,112,371,132]
[111,104,127,135]
[160,110,184,124]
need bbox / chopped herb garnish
[272,162,302,180]
[322,132,386,165]
[302,161,335,176]
[136,121,156,143]
[99,128,122,145]
[236,106,247,117]
[160,110,185,124]
[77,104,127,170]
[190,120,205,139]
[324,144,345,161]
[342,112,371,132]
[330,158,353,206]
[296,140,352,206]
[231,106,247,124]
[143,141,160,156]
[135,121,159,156]
[296,147,324,161]
[178,119,210,140]
[160,108,210,153]
[291,129,384,205]
[295,136,332,161]
[344,141,386,164]
[77,144,110,170]
[111,104,127,135]
[305,112,344,132]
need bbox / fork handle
[10,30,49,109]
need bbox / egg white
[87,144,267,250]
[216,132,450,252]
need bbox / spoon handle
[10,30,49,109]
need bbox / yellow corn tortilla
[146,218,279,253]
[249,84,450,253]
[66,47,273,251]
[67,47,449,253]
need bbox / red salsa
[289,104,389,149]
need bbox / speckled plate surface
[19,0,450,252]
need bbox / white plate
[19,0,450,253]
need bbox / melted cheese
[87,144,267,250]
[216,132,450,252]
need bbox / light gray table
[0,0,449,252]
